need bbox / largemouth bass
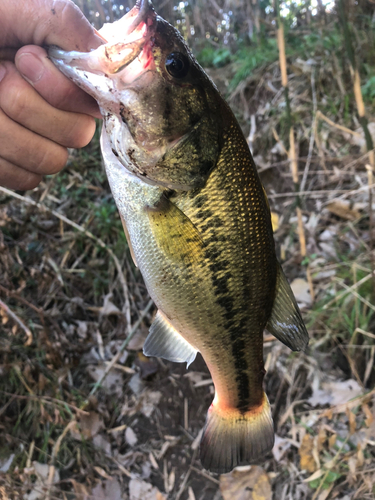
[49,0,308,473]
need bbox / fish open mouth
[48,0,156,93]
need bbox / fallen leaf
[100,293,121,316]
[87,364,123,396]
[290,278,312,306]
[308,379,363,407]
[23,462,60,500]
[0,453,14,473]
[92,479,123,500]
[271,212,279,231]
[326,199,360,221]
[126,325,148,351]
[129,478,166,500]
[272,435,291,462]
[140,390,162,418]
[93,434,112,455]
[220,465,272,500]
[135,352,159,379]
[94,466,113,480]
[79,412,104,439]
[302,468,325,482]
[299,434,316,473]
[125,426,138,447]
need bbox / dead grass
[1,30,375,500]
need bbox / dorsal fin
[143,310,198,367]
[266,263,309,352]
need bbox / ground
[1,57,375,500]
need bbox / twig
[0,283,45,326]
[268,182,375,199]
[300,71,317,193]
[0,390,89,416]
[366,164,375,299]
[310,436,349,500]
[0,298,33,346]
[175,448,199,500]
[87,298,154,400]
[46,420,77,500]
[323,272,372,309]
[0,186,130,314]
[316,110,361,137]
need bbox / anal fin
[143,311,198,367]
[266,263,309,352]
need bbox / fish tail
[200,393,274,474]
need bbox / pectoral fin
[143,310,198,367]
[266,263,309,352]
[145,195,204,265]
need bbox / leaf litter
[1,9,375,500]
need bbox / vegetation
[1,0,375,498]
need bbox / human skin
[0,0,104,190]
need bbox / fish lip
[48,0,155,75]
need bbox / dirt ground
[1,57,375,499]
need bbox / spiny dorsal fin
[143,310,198,367]
[266,263,309,352]
[145,195,204,265]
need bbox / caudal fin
[200,393,274,474]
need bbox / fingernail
[0,64,6,83]
[17,53,45,84]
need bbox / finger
[0,108,68,176]
[0,61,97,147]
[0,157,42,191]
[0,0,103,51]
[15,46,101,118]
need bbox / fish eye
[165,52,189,78]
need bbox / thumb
[0,0,103,51]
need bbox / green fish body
[49,0,308,473]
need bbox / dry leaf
[302,468,324,483]
[220,465,272,500]
[135,352,159,379]
[129,478,166,500]
[272,435,291,462]
[271,212,279,231]
[87,364,123,396]
[79,412,104,439]
[23,462,60,500]
[308,379,363,407]
[299,434,316,473]
[140,390,162,418]
[326,199,360,221]
[125,427,138,447]
[100,293,121,316]
[94,466,113,480]
[70,479,90,500]
[93,434,112,455]
[290,278,312,306]
[0,453,14,473]
[92,479,122,500]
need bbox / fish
[49,0,308,473]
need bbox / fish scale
[49,0,308,473]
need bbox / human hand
[0,0,104,190]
